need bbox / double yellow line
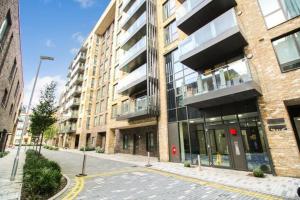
[62,177,84,200]
[61,167,282,200]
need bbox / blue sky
[20,0,110,106]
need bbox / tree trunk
[38,132,44,155]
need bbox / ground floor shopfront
[168,99,273,173]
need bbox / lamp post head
[40,56,54,61]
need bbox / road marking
[62,177,84,200]
[61,167,282,200]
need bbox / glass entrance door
[207,127,231,168]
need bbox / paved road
[41,149,279,200]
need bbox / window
[9,103,14,116]
[0,11,11,44]
[112,84,118,100]
[92,65,96,76]
[14,81,20,97]
[258,0,300,28]
[95,102,100,114]
[113,65,119,81]
[164,21,178,45]
[121,99,129,114]
[99,115,105,125]
[123,134,129,149]
[272,30,300,72]
[1,89,8,107]
[9,59,16,81]
[100,100,105,112]
[86,117,90,129]
[111,104,118,118]
[94,116,99,126]
[163,0,176,20]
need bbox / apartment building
[0,0,24,150]
[58,0,300,177]
[13,106,31,145]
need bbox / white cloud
[74,0,95,8]
[70,48,79,55]
[45,39,55,48]
[24,75,65,109]
[72,32,85,44]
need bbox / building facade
[0,0,24,149]
[58,0,300,177]
[13,106,31,145]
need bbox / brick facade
[0,0,23,145]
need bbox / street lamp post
[10,56,54,181]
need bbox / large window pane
[272,30,300,72]
[258,0,300,28]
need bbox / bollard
[76,147,87,177]
[145,152,152,167]
[198,154,201,171]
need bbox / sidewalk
[63,149,300,199]
[0,147,26,200]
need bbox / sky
[20,0,110,107]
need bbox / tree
[44,124,59,145]
[30,81,57,154]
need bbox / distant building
[0,0,24,149]
[13,106,31,145]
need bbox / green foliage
[44,124,59,140]
[22,150,62,199]
[30,82,57,137]
[95,146,105,153]
[253,167,265,178]
[80,146,95,151]
[0,151,9,158]
[184,161,191,168]
[43,145,59,151]
[260,164,270,173]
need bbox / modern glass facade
[165,50,271,173]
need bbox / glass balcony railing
[177,0,205,21]
[71,63,84,78]
[70,74,83,86]
[120,96,148,116]
[121,0,146,28]
[68,86,82,98]
[66,98,80,108]
[117,64,147,93]
[179,8,238,57]
[66,111,79,119]
[120,12,146,46]
[183,58,257,98]
[65,123,77,132]
[119,36,146,67]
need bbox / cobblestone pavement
[42,149,285,200]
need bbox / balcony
[183,58,261,108]
[121,0,146,30]
[65,123,77,133]
[120,12,146,50]
[117,64,147,95]
[119,36,147,71]
[122,0,134,13]
[69,86,82,97]
[177,0,236,35]
[70,63,84,78]
[116,96,158,121]
[66,98,80,108]
[73,52,86,65]
[65,111,79,121]
[178,8,247,70]
[69,74,83,87]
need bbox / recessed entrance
[180,100,272,172]
[286,104,300,151]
